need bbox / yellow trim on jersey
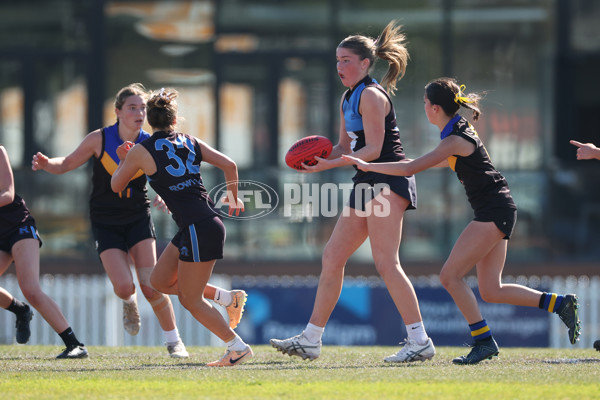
[471,326,490,337]
[447,156,457,171]
[100,153,144,180]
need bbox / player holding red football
[271,21,435,363]
[344,77,581,364]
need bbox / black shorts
[474,207,517,239]
[349,174,417,211]
[171,216,225,262]
[0,223,42,252]
[91,214,155,254]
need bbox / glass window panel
[0,86,24,166]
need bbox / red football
[285,135,333,170]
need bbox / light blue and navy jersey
[442,115,516,214]
[0,194,36,237]
[89,123,151,224]
[342,76,406,182]
[141,131,217,229]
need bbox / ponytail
[425,78,482,121]
[374,21,409,95]
[337,20,409,96]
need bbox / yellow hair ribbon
[454,84,474,105]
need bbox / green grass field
[1,345,599,400]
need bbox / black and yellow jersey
[89,123,150,224]
[443,116,516,215]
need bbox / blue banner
[232,277,550,347]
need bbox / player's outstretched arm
[570,140,600,160]
[32,130,102,174]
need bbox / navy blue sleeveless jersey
[342,75,407,183]
[444,116,516,214]
[89,123,151,224]
[0,195,36,237]
[140,131,217,229]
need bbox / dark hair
[337,20,409,95]
[147,88,178,131]
[114,83,147,110]
[425,77,482,121]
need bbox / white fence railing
[0,273,230,347]
[1,274,598,348]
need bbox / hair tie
[454,84,474,105]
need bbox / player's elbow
[111,177,125,193]
[222,158,238,175]
[362,146,382,162]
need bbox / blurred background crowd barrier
[1,273,597,348]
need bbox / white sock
[124,293,136,304]
[214,288,233,307]
[164,328,181,344]
[226,334,247,352]
[303,323,324,343]
[406,321,429,345]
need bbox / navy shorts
[474,207,517,239]
[171,216,225,262]
[91,214,155,254]
[349,173,417,211]
[0,223,42,252]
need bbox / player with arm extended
[569,139,599,351]
[270,21,435,363]
[32,84,245,358]
[0,145,87,358]
[570,140,600,160]
[344,77,581,364]
[111,88,252,367]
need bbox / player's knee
[321,248,345,272]
[178,292,204,313]
[438,268,455,290]
[113,283,135,300]
[140,283,160,301]
[178,293,194,311]
[19,285,44,308]
[479,286,501,303]
[373,259,398,279]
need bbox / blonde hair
[337,20,409,95]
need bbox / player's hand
[341,154,370,171]
[570,140,599,160]
[299,156,332,173]
[152,194,170,214]
[220,194,245,217]
[31,152,49,171]
[116,141,134,161]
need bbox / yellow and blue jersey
[442,116,516,215]
[89,123,151,224]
